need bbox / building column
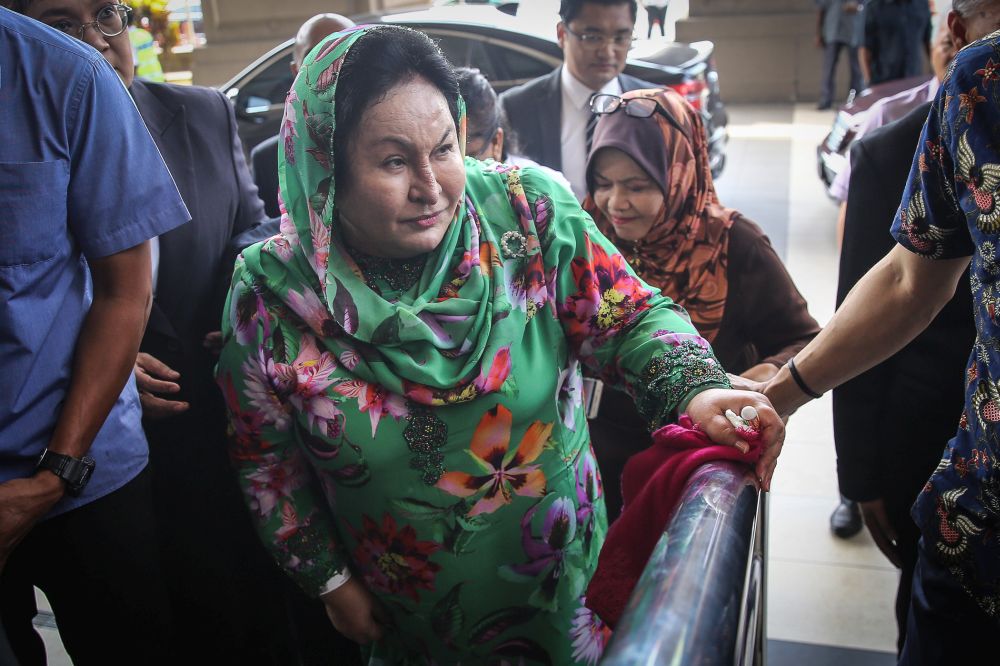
[674,0,835,103]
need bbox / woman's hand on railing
[684,388,785,491]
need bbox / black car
[220,5,728,177]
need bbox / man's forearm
[45,243,152,461]
[767,245,968,414]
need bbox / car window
[429,32,500,81]
[236,52,294,113]
[483,42,552,82]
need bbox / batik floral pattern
[890,34,1000,616]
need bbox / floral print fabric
[891,33,1000,616]
[216,26,729,663]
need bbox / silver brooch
[500,230,528,258]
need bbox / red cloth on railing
[585,414,762,628]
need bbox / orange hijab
[583,88,738,343]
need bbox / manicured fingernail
[736,441,749,454]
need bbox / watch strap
[36,450,95,496]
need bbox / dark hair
[559,0,637,24]
[454,66,526,161]
[333,26,459,193]
[455,68,502,150]
[5,0,32,11]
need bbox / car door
[227,50,294,155]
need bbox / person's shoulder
[0,9,105,75]
[620,73,658,92]
[500,68,559,103]
[516,161,576,201]
[136,80,229,111]
[728,214,768,248]
[861,100,930,150]
[948,31,1000,79]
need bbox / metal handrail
[600,461,767,666]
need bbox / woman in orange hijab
[583,88,820,518]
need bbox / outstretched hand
[684,388,785,491]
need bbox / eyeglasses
[590,93,688,137]
[48,4,132,40]
[563,24,635,50]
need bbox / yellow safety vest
[129,27,165,83]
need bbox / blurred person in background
[815,0,865,110]
[0,5,188,663]
[10,0,302,662]
[581,88,820,519]
[129,7,164,82]
[642,0,669,38]
[455,66,573,191]
[252,12,356,218]
[216,25,785,663]
[860,0,932,86]
[501,0,655,201]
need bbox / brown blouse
[589,215,820,519]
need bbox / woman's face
[591,148,664,242]
[27,0,134,86]
[336,76,466,259]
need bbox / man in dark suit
[834,101,974,651]
[499,0,654,200]
[127,76,306,664]
[252,13,355,218]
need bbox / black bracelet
[787,357,822,400]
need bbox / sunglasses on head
[589,93,689,138]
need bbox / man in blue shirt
[0,6,189,663]
[765,25,1000,663]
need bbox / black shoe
[816,101,833,110]
[830,496,863,538]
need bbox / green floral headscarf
[234,25,533,405]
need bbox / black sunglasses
[589,93,689,138]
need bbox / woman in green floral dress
[215,25,784,665]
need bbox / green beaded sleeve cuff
[634,340,731,431]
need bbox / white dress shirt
[560,66,622,201]
[150,235,160,295]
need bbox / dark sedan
[220,5,728,177]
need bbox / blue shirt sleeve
[888,47,993,260]
[67,58,189,259]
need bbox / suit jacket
[130,80,269,419]
[833,101,974,512]
[251,133,281,219]
[499,67,656,171]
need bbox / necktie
[585,108,599,156]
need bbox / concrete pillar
[193,0,423,86]
[674,0,851,103]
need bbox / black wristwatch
[35,450,96,497]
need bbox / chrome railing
[601,461,766,666]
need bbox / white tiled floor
[716,104,900,655]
